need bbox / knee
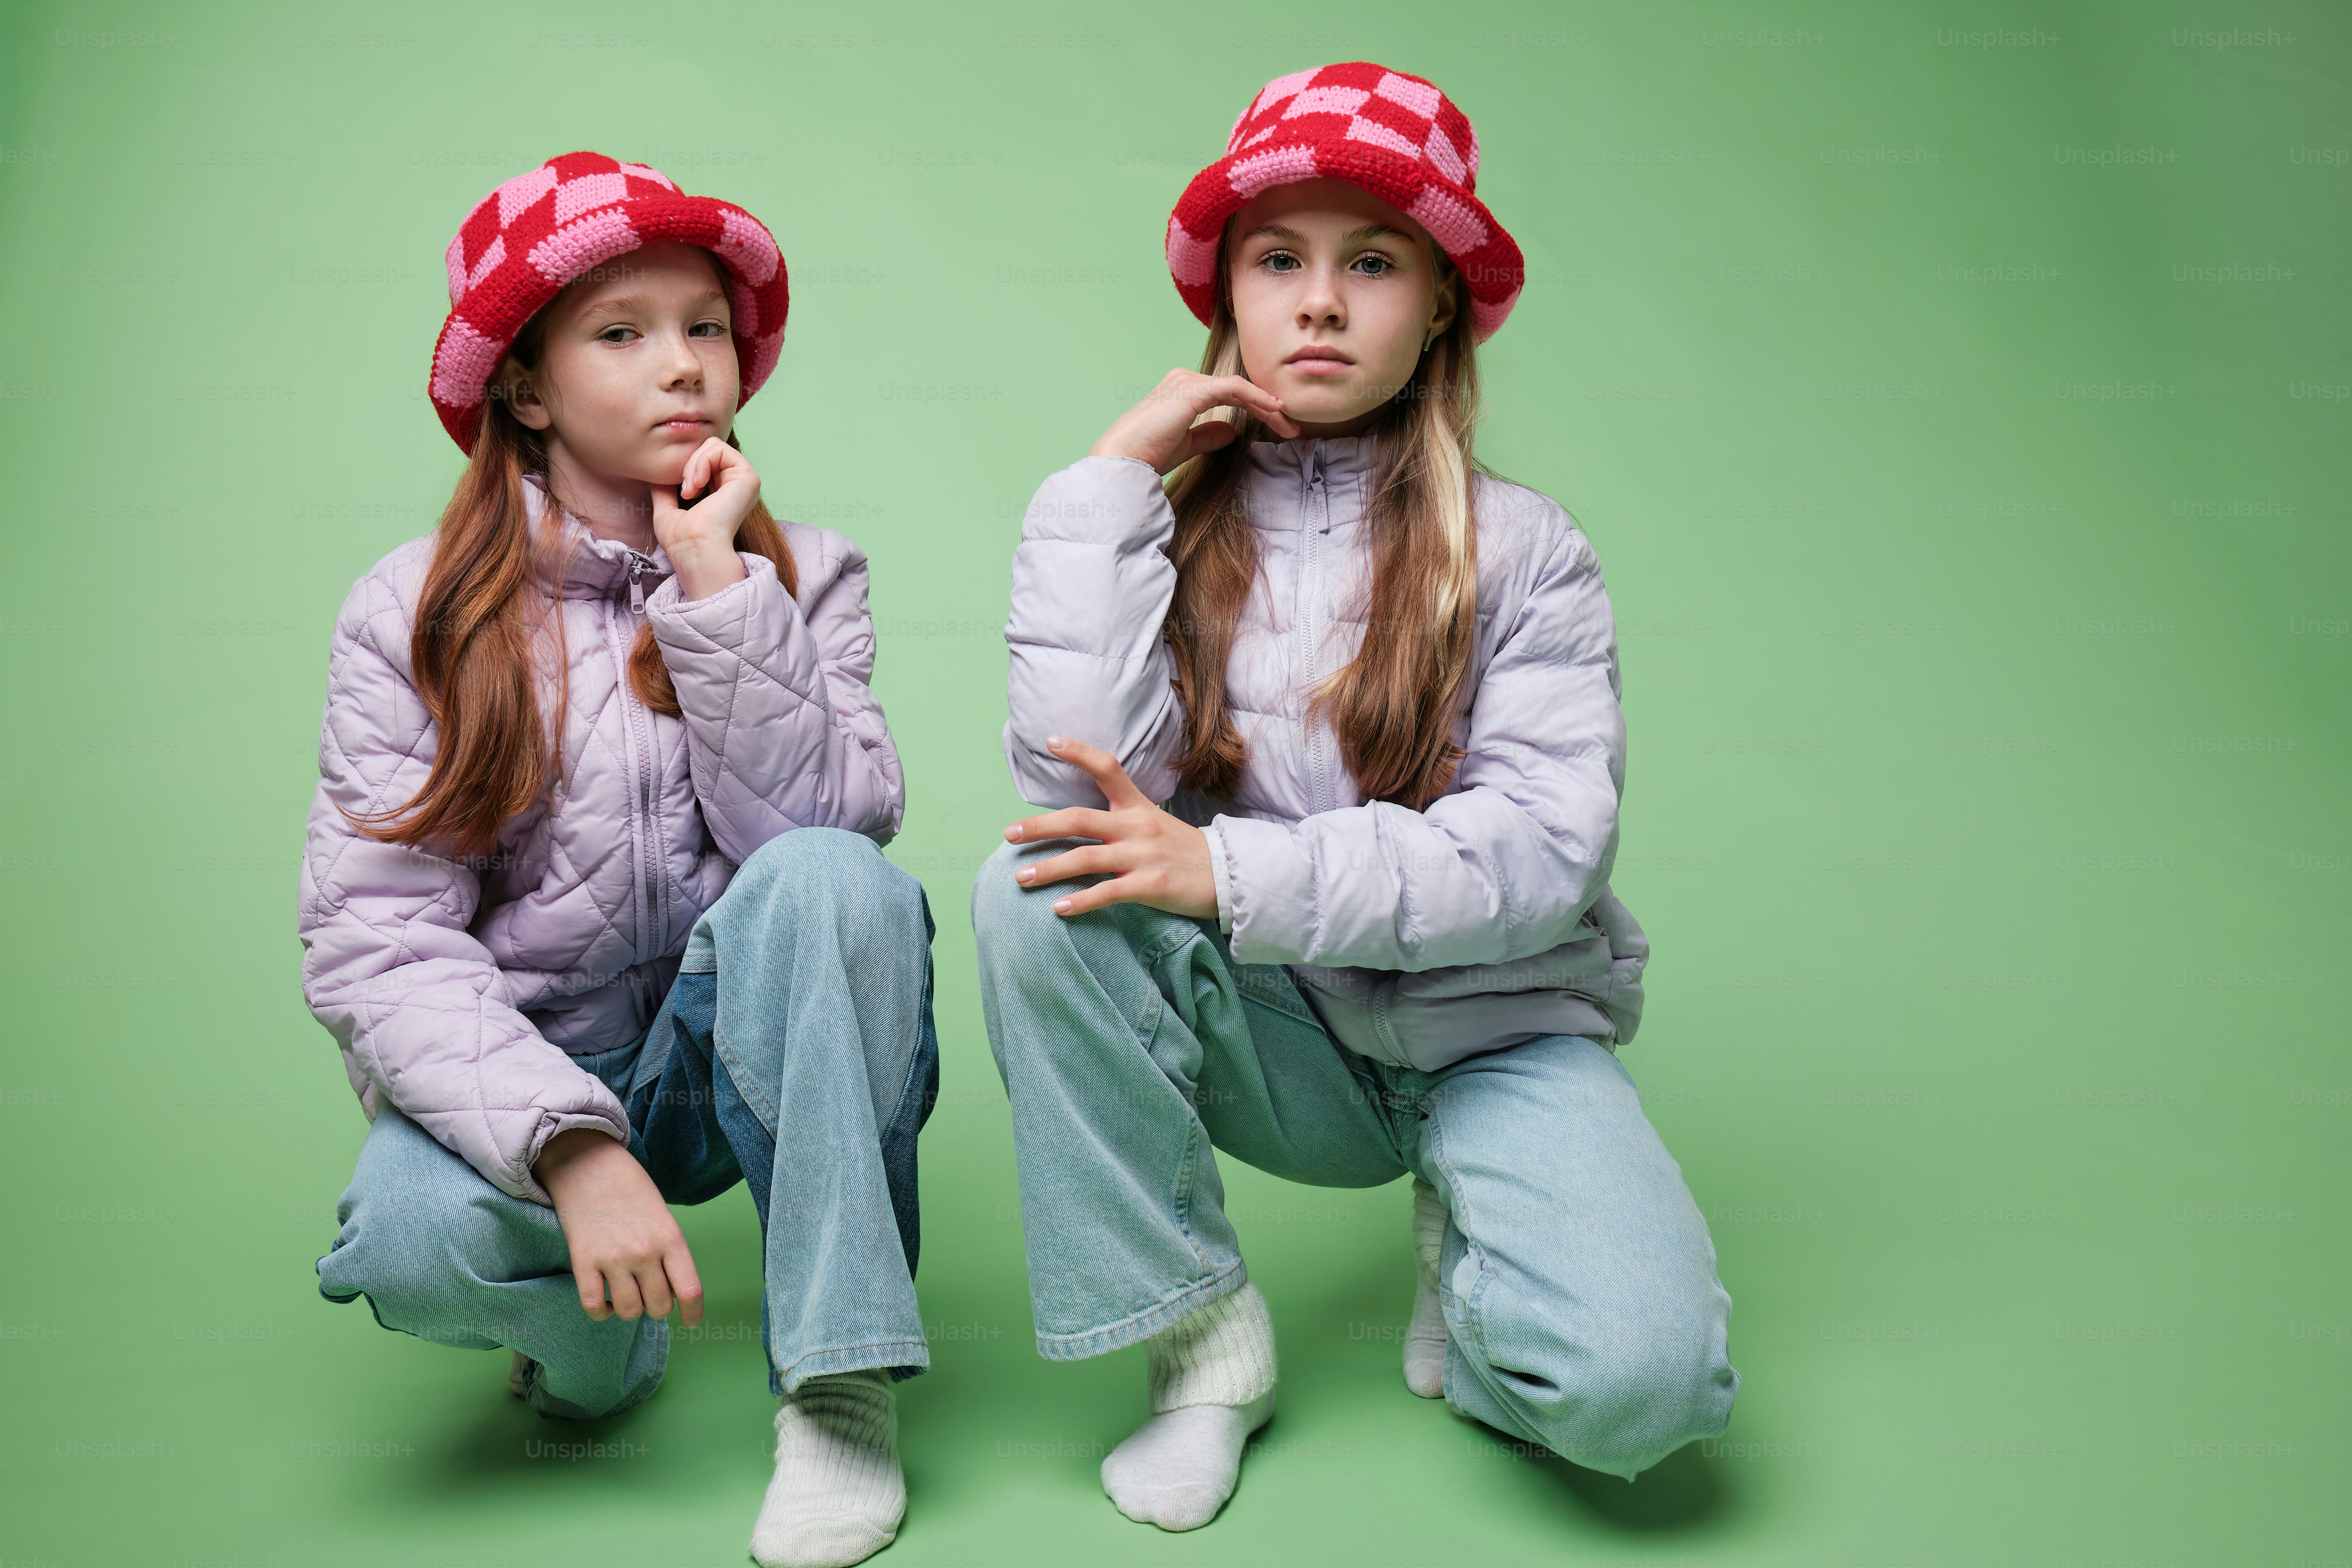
[1487,1314,1738,1478]
[968,838,1071,953]
[318,1118,537,1340]
[729,828,922,932]
[735,825,889,896]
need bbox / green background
[2,0,2343,1563]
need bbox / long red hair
[341,270,795,861]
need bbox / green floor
[3,1,2343,1562]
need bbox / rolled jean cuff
[1032,1259,1248,1362]
[777,1337,933,1398]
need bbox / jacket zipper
[1302,445,1335,814]
[614,552,663,957]
[627,551,664,956]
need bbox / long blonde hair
[1163,259,1482,809]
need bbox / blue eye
[1263,251,1301,273]
[1352,253,1395,277]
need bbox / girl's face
[1225,178,1458,438]
[505,240,740,488]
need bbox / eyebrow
[577,290,728,320]
[1239,221,1417,247]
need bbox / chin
[1286,398,1382,430]
[1265,378,1365,425]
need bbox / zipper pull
[1310,446,1330,531]
[627,556,647,616]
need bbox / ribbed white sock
[1101,1280,1278,1531]
[1405,1178,1449,1398]
[750,1368,905,1568]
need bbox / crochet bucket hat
[1166,63,1524,341]
[428,151,789,453]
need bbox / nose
[657,327,702,392]
[1295,260,1347,332]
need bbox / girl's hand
[534,1129,705,1326]
[652,437,756,601]
[1090,369,1301,475]
[1004,736,1218,920]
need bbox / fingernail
[1004,825,1021,841]
[1046,735,1066,748]
[1016,867,1034,883]
[1054,898,1072,913]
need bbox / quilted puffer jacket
[1001,436,1646,1073]
[299,476,904,1203]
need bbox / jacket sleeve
[297,568,630,1206]
[1001,455,1191,808]
[642,527,905,863]
[1211,521,1625,973]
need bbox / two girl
[303,63,1737,1568]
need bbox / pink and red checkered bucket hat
[427,67,1517,447]
[1168,63,1524,341]
[427,151,789,453]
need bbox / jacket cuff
[1200,821,1235,935]
[643,549,771,625]
[517,1106,632,1208]
[1209,814,1318,964]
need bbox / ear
[1424,262,1461,349]
[498,359,553,432]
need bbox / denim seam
[1422,1105,1496,1375]
[1129,977,1215,1277]
[1239,993,1319,1030]
[1032,1259,1246,1361]
[1136,917,1199,968]
[1239,983,1320,1029]
[710,1016,781,1140]
[1171,1102,1205,1265]
[880,991,930,1135]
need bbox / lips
[1285,346,1355,367]
[654,416,712,434]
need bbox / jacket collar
[522,474,675,601]
[1238,433,1376,531]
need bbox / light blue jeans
[316,828,940,1418]
[971,838,1739,1479]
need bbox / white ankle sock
[750,1368,905,1568]
[1405,1178,1449,1398]
[1101,1280,1277,1531]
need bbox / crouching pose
[971,65,1738,1531]
[298,154,934,1568]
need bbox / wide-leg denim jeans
[971,836,1738,1480]
[316,827,941,1418]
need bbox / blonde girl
[973,66,1738,1530]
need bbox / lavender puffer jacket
[1002,437,1647,1073]
[298,478,904,1203]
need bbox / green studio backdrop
[1,1,2344,1563]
